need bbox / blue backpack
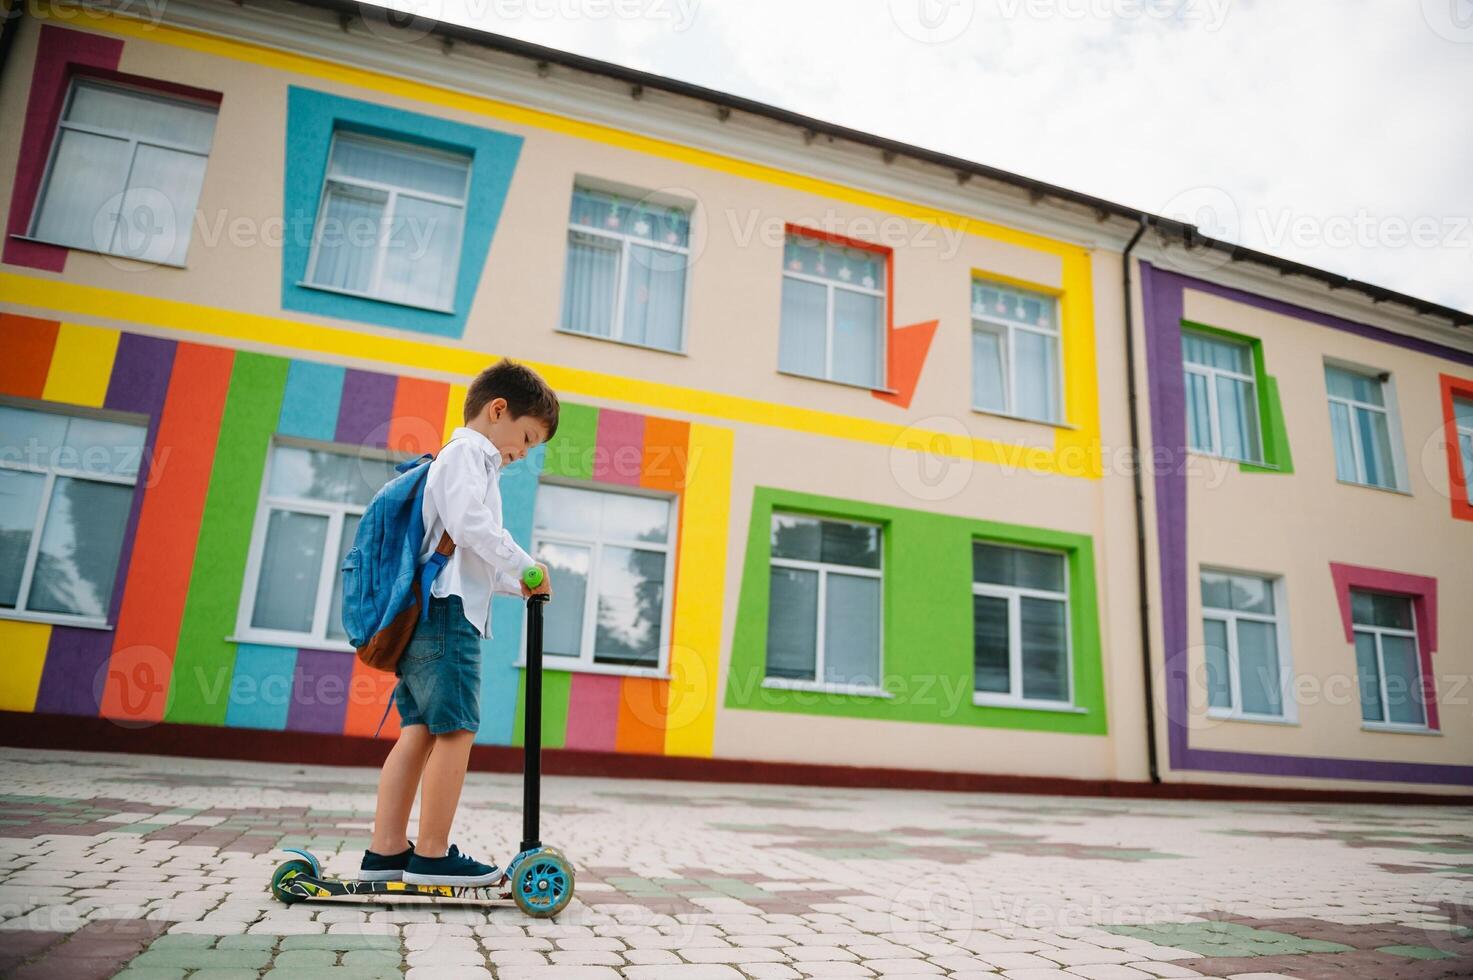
[340,452,455,673]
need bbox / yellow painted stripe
[442,383,467,443]
[663,423,733,758]
[1,274,1100,478]
[0,620,51,712]
[41,322,121,407]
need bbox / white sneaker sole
[403,868,504,887]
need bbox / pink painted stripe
[1329,562,1440,731]
[593,409,645,486]
[562,672,622,751]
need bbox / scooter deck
[277,867,512,904]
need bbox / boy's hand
[521,563,552,599]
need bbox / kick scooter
[269,568,574,917]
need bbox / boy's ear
[487,396,508,421]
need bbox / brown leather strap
[436,530,455,556]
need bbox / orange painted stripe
[342,659,401,739]
[640,416,690,493]
[100,343,235,722]
[388,376,451,458]
[614,676,669,755]
[0,313,60,398]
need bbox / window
[532,483,675,672]
[1325,365,1402,490]
[1200,571,1289,719]
[1183,332,1261,462]
[561,186,691,352]
[0,403,146,626]
[305,133,471,312]
[972,542,1071,706]
[30,79,217,265]
[1351,590,1427,729]
[237,442,400,648]
[1455,397,1473,503]
[778,234,886,388]
[765,514,882,690]
[971,280,1063,423]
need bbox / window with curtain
[1182,331,1262,462]
[30,79,217,266]
[1351,590,1426,728]
[1200,570,1288,719]
[778,234,886,389]
[0,403,146,626]
[765,513,882,690]
[305,133,471,312]
[1325,364,1402,490]
[971,280,1062,423]
[560,186,691,352]
[1455,397,1473,502]
[531,482,675,671]
[236,442,400,648]
[972,542,1071,706]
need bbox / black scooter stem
[520,594,548,854]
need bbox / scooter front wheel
[270,859,314,905]
[511,851,574,917]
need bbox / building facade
[0,0,1468,796]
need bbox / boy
[360,359,557,886]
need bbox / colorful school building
[1,0,1469,798]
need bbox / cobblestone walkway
[0,748,1468,979]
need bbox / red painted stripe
[593,409,645,486]
[873,319,939,409]
[0,314,60,397]
[562,672,621,751]
[100,344,235,722]
[388,377,450,458]
[1442,374,1473,522]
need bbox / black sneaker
[359,843,414,882]
[402,844,502,886]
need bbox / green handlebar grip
[522,566,545,590]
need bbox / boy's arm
[428,442,537,582]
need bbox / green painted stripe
[166,353,290,725]
[541,402,598,480]
[509,668,572,749]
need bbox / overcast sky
[368,0,1472,314]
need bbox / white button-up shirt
[420,426,536,638]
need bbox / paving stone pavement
[0,748,1469,979]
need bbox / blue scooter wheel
[511,851,574,918]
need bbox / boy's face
[481,397,549,463]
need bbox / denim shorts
[394,595,482,735]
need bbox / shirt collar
[451,426,502,468]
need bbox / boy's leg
[414,729,475,858]
[370,723,433,855]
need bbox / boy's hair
[463,359,559,438]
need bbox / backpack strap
[417,531,456,623]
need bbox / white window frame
[970,281,1065,425]
[1455,397,1473,502]
[232,439,396,652]
[779,235,889,391]
[762,514,889,698]
[1325,362,1408,492]
[0,403,146,630]
[27,78,216,266]
[302,131,471,313]
[527,479,677,679]
[971,543,1076,711]
[560,185,693,353]
[1352,592,1429,733]
[1199,570,1296,724]
[1182,331,1263,463]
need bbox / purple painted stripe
[593,409,645,486]
[1139,262,1473,785]
[36,334,176,717]
[34,629,112,716]
[334,370,397,448]
[285,649,354,734]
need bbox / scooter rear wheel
[511,851,574,918]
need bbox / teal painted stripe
[225,645,298,731]
[475,443,544,745]
[278,360,346,441]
